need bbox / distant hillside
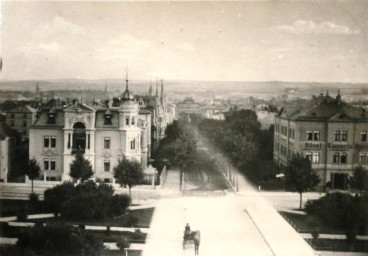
[1,79,367,95]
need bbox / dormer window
[104,114,112,125]
[47,113,56,124]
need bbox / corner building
[274,92,368,190]
[29,80,150,182]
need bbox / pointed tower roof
[148,81,153,96]
[155,79,159,97]
[121,67,135,101]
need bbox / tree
[113,158,144,199]
[69,153,94,183]
[26,158,41,194]
[284,154,320,209]
[17,222,102,256]
[44,182,75,217]
[351,166,368,196]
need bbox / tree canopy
[284,153,320,209]
[26,158,41,194]
[17,222,102,256]
[113,158,144,198]
[69,153,94,183]
[351,166,368,195]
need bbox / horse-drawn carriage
[183,226,200,255]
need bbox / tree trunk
[299,192,302,209]
[31,179,34,194]
[129,186,132,200]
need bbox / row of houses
[0,77,174,183]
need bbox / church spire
[155,79,159,97]
[160,79,165,98]
[148,81,153,96]
[125,67,129,91]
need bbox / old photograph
[0,0,367,255]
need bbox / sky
[1,0,367,82]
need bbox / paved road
[144,168,316,256]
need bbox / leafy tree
[44,182,75,217]
[69,153,94,183]
[284,153,320,209]
[305,192,368,240]
[16,222,102,256]
[113,158,144,199]
[351,166,368,195]
[26,158,41,194]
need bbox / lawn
[307,239,368,252]
[280,211,344,234]
[27,207,155,228]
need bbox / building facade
[5,105,37,139]
[29,79,151,182]
[274,92,368,190]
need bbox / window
[359,153,367,164]
[44,158,49,170]
[104,137,110,149]
[333,152,340,163]
[131,139,136,150]
[333,152,347,164]
[305,152,312,162]
[51,136,56,148]
[50,159,56,170]
[341,131,347,141]
[306,130,313,141]
[125,117,129,125]
[104,178,110,183]
[312,152,320,164]
[334,131,341,141]
[47,114,56,124]
[132,117,135,125]
[313,131,320,141]
[104,115,112,125]
[361,132,367,142]
[104,161,110,172]
[44,136,50,147]
[340,153,347,163]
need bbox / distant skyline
[1,1,367,83]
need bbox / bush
[116,237,129,251]
[311,231,319,239]
[17,208,28,222]
[111,194,131,216]
[29,193,39,202]
[44,182,75,217]
[305,192,368,238]
[16,222,102,256]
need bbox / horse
[183,230,200,254]
[193,231,200,255]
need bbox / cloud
[35,17,84,39]
[277,20,360,35]
[176,43,196,51]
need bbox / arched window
[72,122,86,151]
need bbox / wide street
[143,166,316,256]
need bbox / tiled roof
[7,105,37,113]
[278,95,367,121]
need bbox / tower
[148,81,153,96]
[118,68,141,162]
